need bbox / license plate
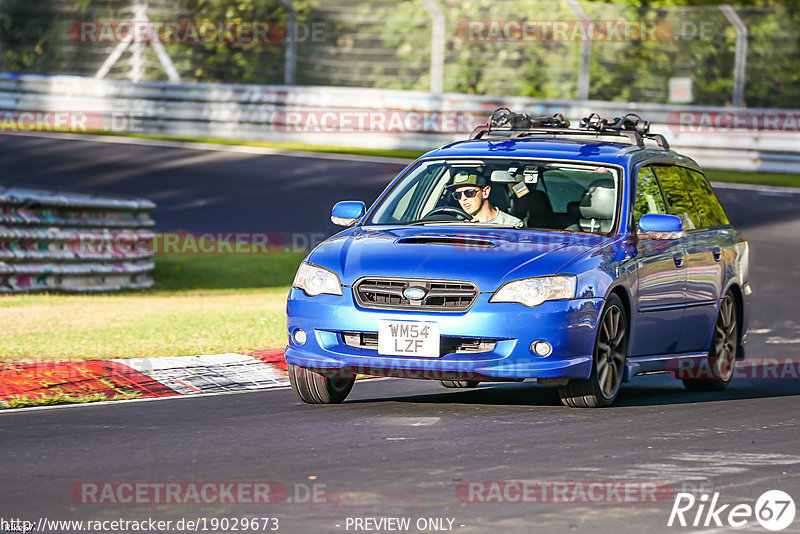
[378,320,440,358]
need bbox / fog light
[530,340,552,357]
[293,329,307,346]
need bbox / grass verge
[705,169,800,188]
[1,391,142,409]
[108,132,424,161]
[0,253,304,363]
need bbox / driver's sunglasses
[452,188,482,200]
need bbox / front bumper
[285,289,603,381]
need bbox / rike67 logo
[668,490,796,531]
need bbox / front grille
[353,277,478,312]
[342,332,496,354]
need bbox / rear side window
[633,166,667,224]
[538,167,614,213]
[681,168,730,227]
[652,165,701,230]
[539,172,587,213]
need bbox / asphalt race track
[2,133,800,533]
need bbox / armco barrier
[1,73,800,173]
[0,184,155,292]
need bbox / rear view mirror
[490,170,519,183]
[638,213,683,240]
[331,201,366,226]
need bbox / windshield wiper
[401,220,519,228]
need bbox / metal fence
[0,183,155,292]
[1,1,799,108]
[2,73,799,174]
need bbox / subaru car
[285,111,750,407]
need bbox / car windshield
[367,158,620,234]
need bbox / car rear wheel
[683,291,738,392]
[288,364,355,404]
[559,293,628,408]
[439,380,480,389]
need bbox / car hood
[308,225,610,292]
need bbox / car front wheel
[288,364,355,404]
[559,293,628,408]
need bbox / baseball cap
[446,171,489,190]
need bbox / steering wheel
[422,206,472,221]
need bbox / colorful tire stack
[0,184,155,292]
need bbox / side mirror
[638,213,683,240]
[331,201,366,227]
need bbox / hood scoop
[395,236,496,248]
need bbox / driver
[447,172,523,227]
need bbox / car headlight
[489,275,577,307]
[292,262,343,297]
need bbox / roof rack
[468,108,670,149]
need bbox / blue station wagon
[285,111,750,407]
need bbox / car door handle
[712,247,722,262]
[673,252,685,268]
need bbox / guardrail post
[421,0,445,94]
[566,0,591,101]
[130,1,145,82]
[720,5,748,107]
[278,0,297,85]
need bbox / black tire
[683,291,738,392]
[288,364,355,404]
[559,293,628,408]
[439,380,480,389]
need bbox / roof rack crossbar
[468,109,670,149]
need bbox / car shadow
[345,377,800,408]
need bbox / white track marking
[618,453,800,484]
[112,353,289,393]
[766,337,800,344]
[369,417,441,426]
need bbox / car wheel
[439,380,480,389]
[288,364,355,404]
[683,291,738,392]
[559,293,628,408]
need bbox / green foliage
[0,0,58,72]
[160,0,308,84]
[2,390,141,409]
[0,0,798,106]
[633,166,667,224]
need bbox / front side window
[681,168,730,227]
[652,165,701,230]
[367,158,620,235]
[632,165,667,225]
